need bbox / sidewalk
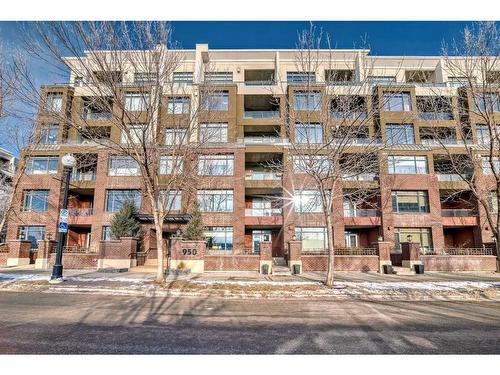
[1,266,500,301]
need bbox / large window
[173,72,193,83]
[295,123,323,144]
[101,226,113,241]
[386,124,415,145]
[26,156,59,175]
[383,92,412,111]
[204,91,229,111]
[105,189,141,213]
[23,190,49,212]
[159,156,183,175]
[165,128,188,145]
[197,190,233,212]
[204,72,233,83]
[159,190,181,211]
[121,123,152,144]
[294,227,326,250]
[294,91,321,111]
[482,157,500,175]
[167,97,190,114]
[134,72,157,83]
[18,226,45,248]
[199,123,228,143]
[198,155,234,176]
[391,191,429,213]
[108,156,140,176]
[474,93,500,112]
[124,92,149,112]
[388,156,428,174]
[45,92,63,112]
[204,227,233,251]
[394,228,432,251]
[294,190,324,213]
[287,72,316,83]
[40,124,59,145]
[476,125,490,144]
[292,155,331,173]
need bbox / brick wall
[48,252,99,269]
[205,255,259,271]
[0,251,8,266]
[302,255,379,271]
[422,255,497,271]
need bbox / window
[383,92,412,111]
[344,231,358,248]
[108,156,140,176]
[489,192,498,213]
[476,125,490,144]
[294,91,321,111]
[474,93,500,112]
[287,72,316,83]
[199,123,228,143]
[295,123,323,144]
[18,226,45,248]
[40,124,59,145]
[394,228,432,251]
[23,190,49,212]
[159,190,181,211]
[173,72,193,83]
[121,123,153,144]
[292,155,331,173]
[167,97,190,114]
[124,92,149,111]
[386,124,415,145]
[294,227,326,250]
[26,156,59,175]
[294,190,325,213]
[482,157,500,175]
[101,226,113,241]
[205,227,233,251]
[204,91,229,111]
[391,191,429,213]
[159,156,183,175]
[165,128,188,145]
[198,155,234,176]
[45,92,63,112]
[388,156,428,174]
[197,190,233,212]
[134,72,157,83]
[105,190,141,213]
[204,72,233,83]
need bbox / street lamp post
[50,153,77,282]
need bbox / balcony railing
[68,208,94,216]
[243,136,284,144]
[244,110,280,119]
[331,111,367,119]
[71,170,96,181]
[244,81,276,86]
[245,171,282,180]
[441,208,476,217]
[82,111,112,120]
[417,112,454,120]
[245,208,282,217]
[436,174,463,181]
[332,138,375,145]
[343,208,380,217]
[420,138,458,145]
[335,247,377,255]
[342,173,377,181]
[421,247,493,256]
[61,246,97,254]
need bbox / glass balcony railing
[71,170,96,181]
[342,173,377,181]
[82,111,112,120]
[343,208,380,217]
[244,111,280,119]
[243,136,284,144]
[68,208,94,216]
[417,112,454,120]
[435,174,463,181]
[331,111,367,119]
[420,138,458,145]
[245,171,282,180]
[245,208,282,216]
[244,80,276,86]
[441,208,476,217]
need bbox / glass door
[344,231,358,248]
[252,230,272,253]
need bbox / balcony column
[373,241,392,273]
[401,242,422,269]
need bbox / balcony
[244,111,280,119]
[343,208,381,226]
[441,208,478,226]
[436,174,463,181]
[71,170,96,182]
[342,173,378,181]
[244,69,275,86]
[245,170,281,181]
[244,208,283,226]
[243,136,285,145]
[331,111,367,120]
[68,208,94,225]
[82,111,112,120]
[344,208,380,217]
[420,138,458,146]
[417,112,453,121]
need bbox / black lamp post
[50,153,77,282]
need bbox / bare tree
[12,21,219,282]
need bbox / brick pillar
[98,237,138,269]
[35,239,57,270]
[259,241,272,274]
[401,242,422,269]
[169,238,205,273]
[288,240,302,274]
[7,240,32,266]
[373,241,392,273]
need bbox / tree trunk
[153,214,165,283]
[325,213,335,286]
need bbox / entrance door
[344,231,358,248]
[252,230,272,253]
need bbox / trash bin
[293,264,301,275]
[383,264,393,274]
[414,264,424,274]
[261,264,269,275]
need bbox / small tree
[111,200,141,239]
[183,203,204,241]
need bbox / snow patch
[190,279,320,286]
[341,281,500,291]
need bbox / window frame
[197,190,234,212]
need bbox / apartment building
[5,44,500,271]
[0,147,18,243]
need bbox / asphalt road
[0,291,499,354]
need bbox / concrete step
[144,259,158,267]
[392,266,416,275]
[272,265,291,276]
[272,257,287,267]
[129,265,157,273]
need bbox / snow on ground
[0,273,49,282]
[342,281,500,291]
[190,279,319,286]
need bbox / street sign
[58,209,69,233]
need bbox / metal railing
[420,139,458,145]
[342,173,377,181]
[331,111,367,119]
[422,248,493,256]
[436,174,463,181]
[245,171,282,180]
[441,208,476,217]
[68,208,94,216]
[243,136,284,144]
[243,110,280,119]
[244,81,276,86]
[417,112,454,120]
[61,246,97,254]
[335,247,378,255]
[245,208,282,217]
[343,208,380,217]
[82,111,112,120]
